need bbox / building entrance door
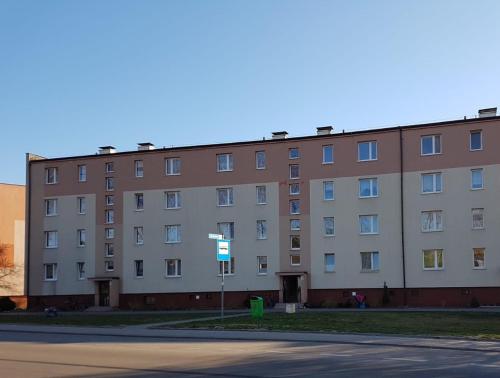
[283,275,299,303]
[98,281,110,306]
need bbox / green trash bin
[250,296,264,319]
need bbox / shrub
[0,296,16,311]
[470,297,480,308]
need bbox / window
[219,257,235,275]
[105,243,114,257]
[256,186,267,204]
[105,162,114,173]
[289,148,300,159]
[217,222,234,240]
[324,217,335,236]
[165,191,182,209]
[135,160,144,177]
[471,168,484,190]
[421,173,442,194]
[217,188,234,206]
[105,209,114,224]
[290,219,301,231]
[44,231,58,248]
[44,263,57,281]
[359,215,379,234]
[134,226,144,245]
[257,256,268,274]
[77,197,86,214]
[289,164,300,179]
[290,255,301,266]
[323,145,334,164]
[77,262,85,280]
[135,260,144,278]
[217,153,233,172]
[289,183,300,195]
[473,248,485,269]
[323,181,334,200]
[359,178,378,198]
[358,141,377,161]
[256,220,267,240]
[166,259,182,277]
[472,208,484,229]
[165,225,181,243]
[45,199,57,216]
[325,253,335,272]
[77,229,86,247]
[45,167,58,184]
[256,151,266,169]
[289,200,300,215]
[361,251,380,271]
[166,157,181,175]
[105,228,115,240]
[105,260,114,272]
[421,135,441,155]
[78,165,87,182]
[105,195,114,206]
[470,131,482,151]
[423,249,443,270]
[135,193,144,210]
[421,211,443,232]
[105,177,114,191]
[290,235,301,250]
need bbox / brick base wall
[28,295,94,311]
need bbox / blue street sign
[217,239,231,262]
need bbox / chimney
[137,142,155,151]
[98,146,116,154]
[478,107,497,118]
[272,131,288,140]
[316,126,333,136]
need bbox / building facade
[0,183,25,300]
[26,109,500,309]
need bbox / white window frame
[289,183,300,195]
[165,191,182,209]
[255,151,266,170]
[78,165,87,182]
[217,153,233,172]
[105,260,114,272]
[470,130,483,151]
[325,253,335,273]
[105,162,114,173]
[105,228,115,240]
[165,224,181,244]
[105,209,114,224]
[358,141,377,161]
[219,257,235,275]
[134,226,144,245]
[359,215,379,235]
[135,260,144,278]
[290,235,301,250]
[77,262,85,280]
[290,255,301,266]
[421,134,441,156]
[105,177,114,191]
[44,231,58,249]
[165,157,181,176]
[289,200,300,215]
[323,217,335,236]
[45,199,58,216]
[359,178,379,198]
[471,168,484,190]
[289,148,300,159]
[256,220,267,240]
[166,259,182,277]
[135,193,144,211]
[134,160,144,178]
[289,164,300,179]
[217,222,234,240]
[322,145,334,164]
[323,181,334,201]
[77,229,86,247]
[217,187,234,207]
[45,167,58,184]
[423,249,444,270]
[257,256,268,275]
[421,172,442,194]
[44,263,57,281]
[473,248,486,269]
[290,219,301,231]
[77,197,86,215]
[472,208,484,230]
[420,211,443,233]
[105,243,114,257]
[256,186,267,205]
[105,195,114,206]
[360,251,380,272]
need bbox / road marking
[320,353,353,357]
[471,363,500,369]
[384,357,428,362]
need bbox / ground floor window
[423,249,443,270]
[166,259,182,277]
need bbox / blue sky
[1,0,499,184]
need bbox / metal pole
[221,263,225,321]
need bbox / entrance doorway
[282,275,299,303]
[98,281,110,306]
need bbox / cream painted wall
[121,183,280,293]
[35,194,96,296]
[309,173,404,289]
[404,164,500,287]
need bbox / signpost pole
[221,265,225,321]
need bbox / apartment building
[0,183,25,300]
[26,108,500,309]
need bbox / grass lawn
[0,312,220,327]
[171,311,500,340]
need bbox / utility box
[250,296,264,318]
[285,303,296,313]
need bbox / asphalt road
[1,330,500,377]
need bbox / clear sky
[1,0,499,184]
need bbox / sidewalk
[1,323,500,353]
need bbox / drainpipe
[25,154,31,306]
[399,128,407,306]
